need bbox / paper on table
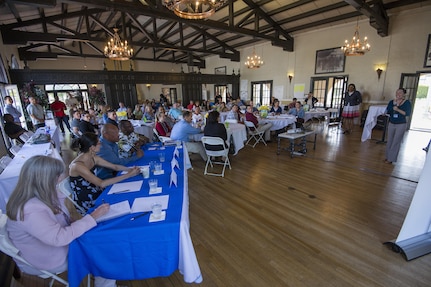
[131,195,169,213]
[170,169,177,187]
[149,187,163,195]
[107,180,143,195]
[149,211,166,222]
[96,200,131,222]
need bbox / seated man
[79,111,98,135]
[4,114,27,144]
[96,123,144,179]
[105,110,118,127]
[118,120,147,159]
[170,110,207,161]
[192,106,203,124]
[70,110,82,137]
[245,105,273,141]
[167,102,182,121]
[226,104,243,123]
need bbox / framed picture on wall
[214,66,226,75]
[315,47,346,74]
[424,34,431,68]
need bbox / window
[45,83,90,110]
[251,81,272,106]
[215,85,228,102]
[310,76,348,110]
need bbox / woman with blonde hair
[6,155,116,286]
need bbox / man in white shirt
[26,96,45,129]
[192,106,203,124]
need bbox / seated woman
[6,155,116,287]
[155,112,172,137]
[288,101,305,128]
[203,111,228,151]
[133,104,143,120]
[270,100,283,115]
[143,105,155,121]
[69,132,140,212]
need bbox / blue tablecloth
[68,143,201,286]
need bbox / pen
[112,189,130,194]
[130,212,149,221]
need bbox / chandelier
[162,0,228,20]
[104,28,133,61]
[341,25,370,56]
[244,48,264,69]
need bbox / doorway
[409,73,431,132]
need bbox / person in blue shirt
[288,101,305,128]
[96,123,144,179]
[170,110,207,161]
[384,88,412,164]
[167,102,182,121]
[4,96,22,123]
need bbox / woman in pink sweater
[6,155,115,287]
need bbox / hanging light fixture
[162,0,228,20]
[244,47,264,69]
[341,22,370,56]
[104,28,133,61]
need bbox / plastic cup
[151,203,162,219]
[148,179,158,193]
[158,152,165,163]
[154,163,162,173]
[140,166,150,178]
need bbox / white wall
[204,6,431,104]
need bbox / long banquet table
[67,143,202,287]
[0,131,61,211]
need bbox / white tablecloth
[361,105,387,142]
[260,115,296,131]
[132,120,155,142]
[189,123,247,155]
[304,110,330,122]
[0,142,62,211]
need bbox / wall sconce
[376,68,383,80]
[146,84,151,90]
[288,75,293,83]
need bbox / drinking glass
[151,203,162,219]
[148,179,158,193]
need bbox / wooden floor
[12,124,431,287]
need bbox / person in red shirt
[51,95,71,134]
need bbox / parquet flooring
[11,124,431,287]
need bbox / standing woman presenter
[384,88,412,164]
[341,84,362,134]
